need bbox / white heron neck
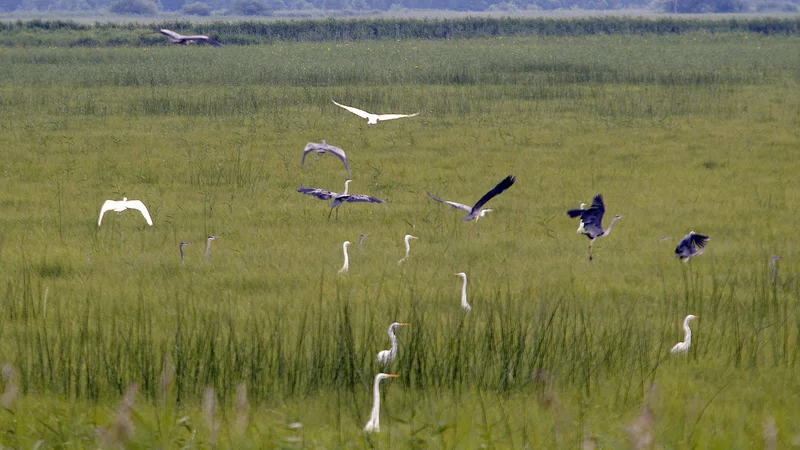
[343,180,351,195]
[683,319,692,344]
[368,377,382,430]
[460,277,468,306]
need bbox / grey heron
[338,241,351,274]
[397,235,417,264]
[332,100,418,126]
[205,236,218,259]
[567,194,623,261]
[364,373,399,433]
[98,198,153,226]
[428,175,516,235]
[159,29,223,47]
[301,139,351,177]
[359,234,370,252]
[297,179,385,220]
[179,241,191,263]
[674,231,709,262]
[670,314,698,354]
[455,272,471,312]
[770,255,782,282]
[376,322,409,365]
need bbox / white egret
[455,272,471,311]
[675,232,710,262]
[98,198,153,226]
[338,241,351,274]
[567,194,623,261]
[364,373,399,433]
[427,175,516,235]
[397,235,418,264]
[158,29,223,46]
[298,179,385,220]
[301,139,351,177]
[333,100,418,126]
[205,235,218,259]
[179,241,191,263]
[670,314,698,354]
[376,322,409,365]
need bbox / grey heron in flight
[179,241,191,263]
[339,241,351,274]
[159,29,223,47]
[297,179,385,220]
[98,198,153,226]
[567,194,623,261]
[397,234,418,264]
[376,322,409,365]
[205,236,218,259]
[428,175,516,235]
[332,100,418,126]
[770,255,782,282]
[301,139,351,177]
[670,314,698,354]
[674,232,709,262]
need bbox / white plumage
[670,314,698,354]
[332,100,418,126]
[98,197,153,226]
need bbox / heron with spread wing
[332,100,418,126]
[297,179,385,220]
[428,175,515,235]
[675,231,710,262]
[301,139,351,177]
[159,29,223,47]
[567,194,623,261]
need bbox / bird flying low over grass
[675,231,710,262]
[332,100,418,126]
[567,194,622,261]
[98,198,153,226]
[301,139,351,177]
[159,29,223,47]
[428,175,515,235]
[297,179,385,220]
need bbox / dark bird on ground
[567,194,623,261]
[675,231,710,262]
[159,29,223,47]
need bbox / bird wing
[344,194,385,204]
[297,186,336,200]
[566,208,585,218]
[332,100,372,119]
[159,29,184,40]
[690,233,710,249]
[465,175,516,220]
[589,194,605,214]
[375,113,419,121]
[301,143,318,167]
[675,233,694,257]
[125,200,153,226]
[427,192,471,211]
[188,35,223,47]
[322,144,351,177]
[98,200,121,226]
[579,194,606,230]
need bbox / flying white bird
[332,100,418,126]
[297,179,385,220]
[158,29,223,47]
[428,175,516,235]
[397,235,418,264]
[675,231,710,262]
[338,241,351,274]
[98,198,153,226]
[301,139,351,177]
[364,373,399,433]
[670,314,698,354]
[455,272,471,311]
[567,194,623,261]
[376,322,409,365]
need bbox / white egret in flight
[301,139,351,177]
[376,322,409,365]
[338,241,351,274]
[297,179,385,220]
[98,198,153,226]
[674,231,710,262]
[179,241,191,263]
[364,373,399,433]
[397,235,417,264]
[332,100,418,126]
[670,314,698,354]
[567,194,623,261]
[455,272,471,311]
[159,29,223,47]
[428,175,516,235]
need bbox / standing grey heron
[359,234,370,252]
[674,232,710,262]
[332,100,418,126]
[670,314,698,354]
[301,139,351,178]
[338,241,351,274]
[397,235,418,264]
[428,175,516,235]
[363,373,399,433]
[159,29,223,47]
[455,272,471,311]
[567,194,623,261]
[205,236,218,259]
[98,198,153,226]
[297,179,385,220]
[376,322,409,365]
[179,241,191,263]
[770,255,782,282]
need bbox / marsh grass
[0,34,799,447]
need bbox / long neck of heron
[604,217,620,236]
[205,241,212,257]
[404,241,411,258]
[342,246,349,269]
[343,181,350,195]
[683,319,692,344]
[388,329,398,358]
[369,377,382,426]
[460,277,468,307]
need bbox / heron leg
[327,207,333,220]
[335,207,340,221]
[588,241,594,262]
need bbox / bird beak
[411,236,418,239]
[386,374,399,378]
[399,323,410,326]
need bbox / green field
[0,33,799,448]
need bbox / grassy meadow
[0,33,799,447]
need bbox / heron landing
[297,179,385,220]
[675,232,710,262]
[567,194,622,261]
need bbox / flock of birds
[93,96,780,434]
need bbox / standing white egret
[670,314,698,354]
[364,373,399,433]
[179,241,191,263]
[301,139,351,177]
[205,236,218,259]
[454,272,471,311]
[333,100,418,127]
[566,194,623,261]
[98,198,153,226]
[376,322,409,365]
[297,179,385,220]
[397,235,418,264]
[338,241,351,274]
[158,29,223,46]
[770,255,782,282]
[674,231,710,262]
[427,175,516,235]
[359,234,370,252]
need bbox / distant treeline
[1,16,799,46]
